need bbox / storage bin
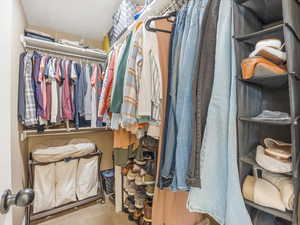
[101,169,115,195]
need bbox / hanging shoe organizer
[233,0,300,224]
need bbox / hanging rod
[21,35,107,62]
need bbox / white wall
[10,0,27,225]
[0,0,27,225]
[0,0,14,224]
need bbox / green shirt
[110,32,133,113]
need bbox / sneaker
[132,164,142,173]
[144,160,156,177]
[144,201,152,222]
[135,174,145,186]
[138,215,145,225]
[143,150,155,160]
[146,184,154,197]
[127,182,137,196]
[127,169,138,181]
[124,197,130,209]
[143,174,155,185]
[135,190,147,209]
[135,147,147,166]
[122,167,129,176]
[128,200,136,213]
[128,212,135,221]
[133,209,142,222]
[124,178,131,192]
[141,136,159,151]
[140,168,147,176]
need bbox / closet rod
[24,45,105,62]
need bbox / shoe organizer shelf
[234,0,300,224]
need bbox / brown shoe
[122,167,129,176]
[241,57,287,80]
[133,209,142,222]
[144,202,152,222]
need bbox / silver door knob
[0,188,34,214]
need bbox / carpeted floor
[36,201,135,225]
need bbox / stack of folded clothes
[24,28,55,42]
[242,138,294,212]
[241,39,288,80]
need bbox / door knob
[0,188,34,214]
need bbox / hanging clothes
[187,1,252,225]
[158,0,209,191]
[18,52,27,122]
[121,26,143,127]
[151,18,202,225]
[23,52,38,126]
[110,32,133,129]
[18,51,105,129]
[98,52,115,120]
[84,63,93,121]
[110,32,133,114]
[187,0,220,188]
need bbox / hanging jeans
[158,3,188,189]
[187,0,220,188]
[187,1,252,225]
[172,0,208,191]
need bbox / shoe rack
[233,0,300,224]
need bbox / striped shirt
[121,27,143,127]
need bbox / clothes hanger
[145,11,177,33]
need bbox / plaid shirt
[24,53,38,126]
[110,0,137,44]
[121,27,143,127]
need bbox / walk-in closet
[1,0,300,225]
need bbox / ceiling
[21,0,123,41]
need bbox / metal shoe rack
[233,0,300,224]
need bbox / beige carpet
[36,202,135,225]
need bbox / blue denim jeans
[158,3,188,188]
[187,1,252,225]
[172,0,209,191]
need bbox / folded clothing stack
[242,137,294,212]
[241,39,288,79]
[24,28,55,42]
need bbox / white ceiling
[21,0,123,41]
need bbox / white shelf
[21,127,111,140]
[21,35,107,61]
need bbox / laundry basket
[101,169,115,195]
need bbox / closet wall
[26,24,103,49]
[11,1,27,225]
[0,0,28,225]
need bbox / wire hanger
[145,11,177,33]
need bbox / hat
[256,145,292,174]
[250,39,286,64]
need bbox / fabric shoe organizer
[233,0,300,224]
